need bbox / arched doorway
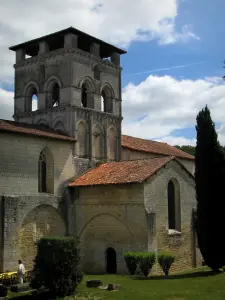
[105,247,117,274]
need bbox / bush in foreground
[31,236,80,297]
[124,252,138,275]
[136,252,156,277]
[158,252,175,275]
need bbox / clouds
[122,75,225,145]
[0,88,14,120]
[0,0,198,81]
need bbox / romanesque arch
[107,126,117,161]
[76,120,87,157]
[79,77,96,109]
[38,147,54,194]
[100,83,115,113]
[167,178,181,231]
[79,213,133,273]
[18,204,66,270]
[44,76,62,108]
[24,81,40,112]
[92,123,104,159]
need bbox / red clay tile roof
[122,135,194,160]
[69,156,178,187]
[0,119,75,142]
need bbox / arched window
[38,152,47,193]
[92,124,104,159]
[25,85,39,112]
[80,80,95,109]
[101,85,113,113]
[81,85,88,108]
[52,83,60,107]
[38,148,54,194]
[107,127,117,161]
[32,93,38,111]
[76,121,87,157]
[167,179,181,231]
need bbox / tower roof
[9,26,127,58]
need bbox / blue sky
[1,0,225,145]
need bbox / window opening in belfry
[52,83,60,107]
[81,85,88,108]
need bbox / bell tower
[9,27,126,161]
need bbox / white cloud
[122,75,225,145]
[0,0,198,81]
[0,88,14,120]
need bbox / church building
[0,27,201,274]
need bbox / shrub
[157,252,175,275]
[136,252,156,277]
[0,284,7,297]
[31,236,80,297]
[124,252,138,275]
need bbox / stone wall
[2,194,66,272]
[121,147,195,174]
[0,132,75,196]
[74,184,149,274]
[144,160,201,273]
[0,196,4,272]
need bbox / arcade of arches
[18,205,66,270]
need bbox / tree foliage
[157,252,175,275]
[195,106,225,270]
[31,236,81,297]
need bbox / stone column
[39,40,49,54]
[111,52,120,66]
[16,49,25,63]
[90,42,100,57]
[64,33,78,49]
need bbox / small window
[167,179,181,231]
[38,152,47,193]
[81,85,88,108]
[52,83,60,107]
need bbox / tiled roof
[69,156,175,187]
[0,119,75,142]
[122,135,194,160]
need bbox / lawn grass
[8,267,225,300]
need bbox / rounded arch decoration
[44,76,62,108]
[107,126,118,161]
[24,81,40,112]
[78,213,133,272]
[79,77,96,109]
[18,204,66,270]
[100,83,115,113]
[76,120,88,157]
[92,123,104,159]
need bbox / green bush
[124,252,138,275]
[31,236,80,297]
[136,252,156,277]
[157,252,175,275]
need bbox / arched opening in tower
[81,85,88,108]
[105,247,117,274]
[52,83,60,107]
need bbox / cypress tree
[195,106,225,271]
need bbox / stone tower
[9,27,126,162]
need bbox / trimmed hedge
[31,236,81,297]
[124,252,138,275]
[157,252,175,275]
[124,252,156,277]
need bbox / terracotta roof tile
[69,156,174,187]
[122,135,194,160]
[0,119,75,142]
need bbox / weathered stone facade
[0,27,200,274]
